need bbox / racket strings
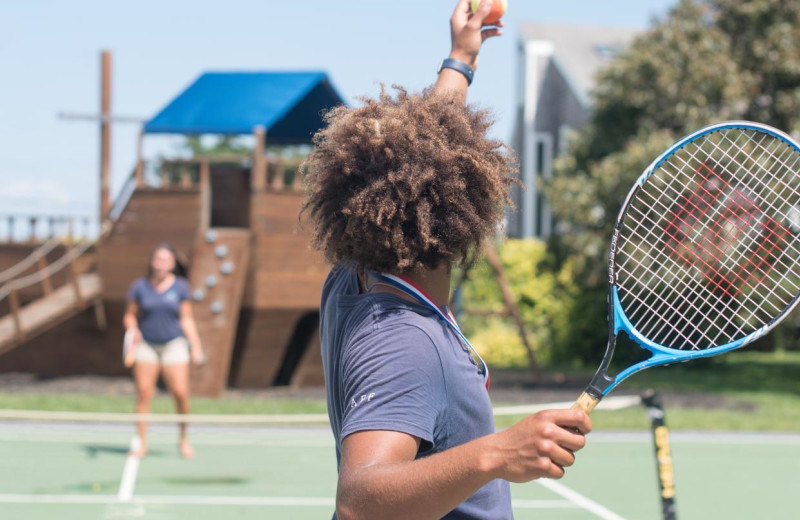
[707,133,800,273]
[619,211,747,349]
[644,134,800,344]
[701,133,800,314]
[628,130,800,348]
[618,160,773,345]
[616,156,784,350]
[678,132,800,298]
[662,139,796,299]
[615,128,800,350]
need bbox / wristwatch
[437,58,474,86]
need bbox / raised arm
[434,0,503,102]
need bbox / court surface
[0,422,797,520]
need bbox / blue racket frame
[588,121,800,398]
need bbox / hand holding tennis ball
[471,0,507,25]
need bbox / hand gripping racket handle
[570,391,600,414]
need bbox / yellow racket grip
[570,391,601,415]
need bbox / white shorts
[135,337,190,366]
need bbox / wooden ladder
[188,228,252,397]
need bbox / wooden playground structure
[0,53,344,396]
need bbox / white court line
[0,433,335,447]
[0,494,578,509]
[494,395,642,416]
[538,479,628,520]
[0,410,330,424]
[0,494,333,506]
[0,395,639,424]
[512,499,579,509]
[116,437,141,501]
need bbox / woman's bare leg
[132,361,160,457]
[162,362,194,459]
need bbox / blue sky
[0,0,677,219]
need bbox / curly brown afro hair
[301,86,517,274]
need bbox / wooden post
[292,159,304,191]
[100,50,112,221]
[5,216,13,244]
[37,252,53,295]
[135,129,145,188]
[8,287,23,343]
[252,126,266,192]
[273,157,285,190]
[180,165,192,188]
[199,159,211,231]
[68,254,85,309]
[28,217,37,243]
[67,218,74,243]
[94,301,107,331]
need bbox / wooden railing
[0,239,98,345]
[0,237,62,286]
[265,156,305,192]
[0,214,95,245]
[138,155,306,193]
[0,169,139,347]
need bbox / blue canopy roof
[144,72,345,144]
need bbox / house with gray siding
[508,23,640,239]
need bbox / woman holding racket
[123,243,204,459]
[303,1,592,518]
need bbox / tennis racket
[123,328,137,368]
[572,121,800,413]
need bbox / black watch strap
[437,58,474,85]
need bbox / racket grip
[570,391,600,415]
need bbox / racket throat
[585,335,618,399]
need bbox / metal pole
[642,389,678,520]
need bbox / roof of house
[519,23,641,105]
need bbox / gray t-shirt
[321,264,512,520]
[127,276,190,344]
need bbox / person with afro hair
[302,2,592,518]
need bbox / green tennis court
[0,421,796,520]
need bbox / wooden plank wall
[0,302,127,377]
[249,191,329,310]
[231,308,312,387]
[99,189,201,301]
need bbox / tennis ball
[471,0,507,25]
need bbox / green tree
[460,239,580,367]
[547,0,800,363]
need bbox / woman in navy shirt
[123,243,204,458]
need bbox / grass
[498,350,800,431]
[0,393,326,415]
[0,351,797,431]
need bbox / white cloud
[0,178,73,209]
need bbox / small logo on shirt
[350,393,376,408]
[164,290,179,304]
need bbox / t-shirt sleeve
[340,322,446,450]
[127,279,142,304]
[176,278,191,302]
